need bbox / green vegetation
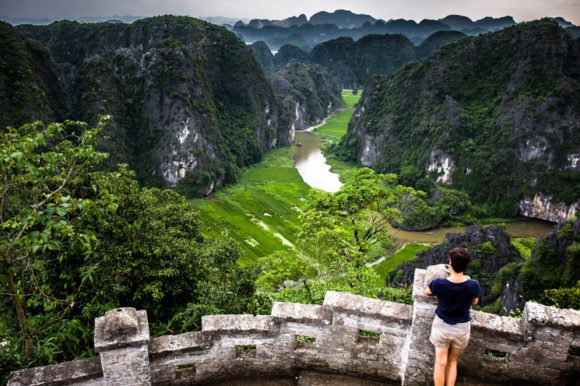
[373,243,430,282]
[309,34,417,88]
[544,283,580,310]
[358,330,381,339]
[270,62,343,130]
[336,20,580,213]
[315,109,355,138]
[254,168,414,306]
[191,147,311,264]
[0,22,63,128]
[296,335,316,343]
[313,89,360,138]
[191,89,361,264]
[8,16,288,195]
[342,89,360,108]
[0,120,268,381]
[511,237,537,260]
[517,222,580,309]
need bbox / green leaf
[47,240,60,251]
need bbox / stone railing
[8,266,580,385]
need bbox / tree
[299,168,401,263]
[1,120,269,375]
[258,168,410,305]
[0,119,116,359]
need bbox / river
[293,131,342,192]
[391,220,555,244]
[292,129,554,241]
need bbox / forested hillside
[269,63,343,130]
[252,31,467,88]
[2,16,293,195]
[336,20,580,218]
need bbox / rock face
[518,193,578,223]
[338,20,580,216]
[0,22,64,127]
[4,16,292,195]
[392,225,523,306]
[269,63,343,131]
[502,218,580,311]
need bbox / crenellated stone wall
[8,266,580,386]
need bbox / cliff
[337,20,580,219]
[506,218,580,311]
[4,16,293,195]
[392,225,523,308]
[0,22,64,127]
[269,63,343,131]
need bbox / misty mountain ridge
[249,30,467,88]
[232,10,578,51]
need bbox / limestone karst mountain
[335,20,580,219]
[2,16,295,195]
[232,11,519,50]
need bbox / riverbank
[192,89,555,270]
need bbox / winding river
[292,129,554,241]
[293,131,342,192]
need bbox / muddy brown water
[293,130,555,243]
[391,220,555,244]
[293,131,342,192]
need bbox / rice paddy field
[191,147,312,265]
[313,90,359,138]
[372,243,431,280]
[191,89,426,271]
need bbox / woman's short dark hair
[449,248,471,273]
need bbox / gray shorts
[430,314,471,350]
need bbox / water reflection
[293,131,342,193]
[390,220,555,244]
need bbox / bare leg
[434,346,449,386]
[445,346,462,386]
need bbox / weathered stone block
[99,345,151,385]
[8,357,103,386]
[271,302,332,324]
[94,308,149,352]
[323,291,412,322]
[471,310,523,337]
[149,331,204,355]
[202,314,274,332]
[523,301,580,332]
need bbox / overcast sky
[1,0,579,24]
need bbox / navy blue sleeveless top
[429,278,481,324]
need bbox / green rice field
[342,89,361,108]
[191,90,362,265]
[314,90,360,138]
[373,243,430,280]
[191,147,312,265]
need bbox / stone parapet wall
[8,266,580,385]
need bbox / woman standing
[425,247,481,386]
